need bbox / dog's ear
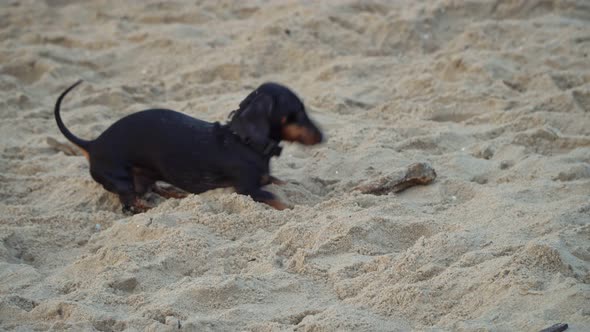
[239,89,260,109]
[234,93,274,145]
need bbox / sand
[1,0,589,330]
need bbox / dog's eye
[286,113,298,123]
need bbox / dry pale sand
[1,0,590,331]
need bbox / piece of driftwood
[539,323,568,332]
[354,162,437,195]
[46,137,81,156]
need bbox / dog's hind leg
[130,167,188,199]
[91,166,152,214]
[132,167,157,196]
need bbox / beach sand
[1,0,589,330]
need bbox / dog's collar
[230,131,282,157]
[256,139,283,157]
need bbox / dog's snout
[303,119,324,145]
[315,130,324,144]
[305,126,324,145]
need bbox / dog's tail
[54,80,91,159]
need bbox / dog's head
[229,83,323,147]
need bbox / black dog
[54,81,323,213]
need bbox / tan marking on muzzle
[281,124,321,145]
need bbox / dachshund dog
[54,81,323,213]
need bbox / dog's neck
[247,138,282,157]
[223,120,282,157]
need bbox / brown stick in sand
[354,162,437,195]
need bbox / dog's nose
[315,130,325,144]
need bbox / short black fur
[54,81,323,213]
